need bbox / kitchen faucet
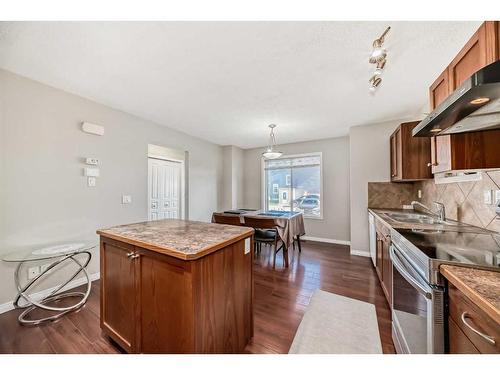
[411,201,446,221]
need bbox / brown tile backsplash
[368,182,416,209]
[368,171,500,234]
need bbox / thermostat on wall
[82,122,104,136]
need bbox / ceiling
[0,21,481,148]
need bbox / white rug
[289,289,383,354]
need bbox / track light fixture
[369,26,390,92]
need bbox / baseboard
[301,236,350,246]
[350,249,370,257]
[0,272,100,315]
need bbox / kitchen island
[97,219,254,353]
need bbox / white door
[148,158,183,220]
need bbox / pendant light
[262,124,283,159]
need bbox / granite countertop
[97,219,254,260]
[440,265,500,326]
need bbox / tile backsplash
[414,171,500,233]
[368,182,415,209]
[368,170,500,233]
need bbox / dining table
[212,209,306,266]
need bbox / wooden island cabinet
[97,219,254,354]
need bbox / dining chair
[243,216,286,269]
[212,213,242,226]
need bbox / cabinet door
[448,23,489,91]
[100,239,138,352]
[375,232,383,281]
[382,238,392,306]
[390,133,397,180]
[429,69,450,110]
[137,250,194,353]
[390,128,402,181]
[432,135,452,173]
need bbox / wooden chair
[243,216,286,269]
[212,213,242,226]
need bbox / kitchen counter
[97,219,254,260]
[369,207,500,276]
[440,265,500,326]
[97,219,254,353]
[368,208,493,234]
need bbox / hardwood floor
[0,241,394,354]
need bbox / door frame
[147,156,186,220]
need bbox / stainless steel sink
[384,212,461,226]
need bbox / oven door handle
[390,245,433,299]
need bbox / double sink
[384,212,461,227]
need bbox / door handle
[130,254,140,259]
[127,252,135,258]
[461,312,496,345]
[390,246,432,299]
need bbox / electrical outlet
[484,190,493,205]
[495,189,500,204]
[244,238,250,254]
[418,189,422,199]
[28,266,40,280]
[122,195,132,204]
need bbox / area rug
[288,289,383,354]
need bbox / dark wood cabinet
[390,122,432,182]
[100,234,254,353]
[374,218,392,307]
[428,21,500,174]
[447,284,500,354]
[100,239,138,352]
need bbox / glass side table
[1,241,96,326]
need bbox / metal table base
[14,251,92,326]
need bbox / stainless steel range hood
[413,60,500,137]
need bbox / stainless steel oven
[390,244,445,354]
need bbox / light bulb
[369,47,387,63]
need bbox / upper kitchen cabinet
[428,21,500,174]
[430,21,500,109]
[390,121,432,182]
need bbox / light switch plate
[418,189,422,199]
[87,177,96,187]
[122,195,132,204]
[84,167,100,177]
[244,238,250,254]
[85,157,100,165]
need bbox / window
[264,153,322,218]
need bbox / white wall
[221,145,244,211]
[242,137,350,243]
[0,69,224,306]
[349,119,409,255]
